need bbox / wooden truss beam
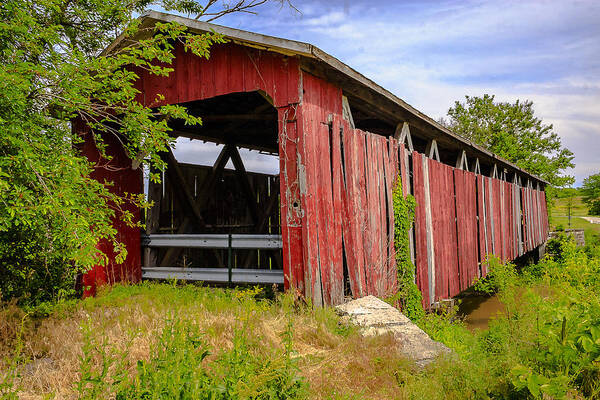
[455,150,469,171]
[159,145,232,267]
[342,95,355,129]
[158,142,274,268]
[394,122,414,152]
[229,145,260,225]
[425,139,440,161]
[491,164,499,179]
[161,148,206,228]
[473,158,481,174]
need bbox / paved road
[554,215,600,224]
[581,216,600,224]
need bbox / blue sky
[174,0,600,185]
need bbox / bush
[0,230,78,306]
[420,236,600,399]
[472,256,517,295]
[589,199,600,216]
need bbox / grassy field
[0,283,452,399]
[550,195,600,244]
[1,196,598,399]
[2,238,600,398]
[551,195,590,217]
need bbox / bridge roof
[105,10,548,186]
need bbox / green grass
[552,216,600,241]
[551,195,589,216]
[0,283,418,399]
[550,194,600,245]
[2,238,600,399]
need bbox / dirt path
[581,216,600,224]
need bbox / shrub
[472,256,517,295]
[589,199,600,216]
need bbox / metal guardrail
[142,234,282,249]
[141,234,283,285]
[142,267,284,285]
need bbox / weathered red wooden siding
[299,73,344,306]
[411,151,430,307]
[428,159,459,299]
[278,105,304,292]
[341,120,365,297]
[296,71,549,305]
[136,43,300,108]
[407,157,549,306]
[75,120,142,296]
[476,176,491,275]
[491,179,503,262]
[297,72,410,304]
[454,169,479,291]
[385,138,399,294]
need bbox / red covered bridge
[80,11,549,307]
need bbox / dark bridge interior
[142,91,283,284]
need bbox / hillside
[550,195,600,244]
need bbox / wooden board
[299,73,346,305]
[454,169,479,291]
[411,151,431,307]
[77,122,142,296]
[341,121,365,297]
[476,176,488,276]
[491,179,502,262]
[278,105,304,292]
[138,42,301,108]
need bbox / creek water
[458,295,506,331]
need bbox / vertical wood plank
[340,122,362,297]
[455,169,479,291]
[329,117,345,304]
[278,105,304,292]
[412,151,431,307]
[423,156,437,301]
[384,137,397,294]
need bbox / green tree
[0,0,273,305]
[581,173,600,215]
[445,94,574,187]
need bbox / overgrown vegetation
[2,236,600,399]
[420,236,600,398]
[0,284,412,399]
[389,178,424,321]
[0,0,278,306]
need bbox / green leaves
[472,256,517,295]
[0,0,228,305]
[445,94,575,187]
[581,173,600,215]
[389,177,424,321]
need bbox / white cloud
[197,0,600,184]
